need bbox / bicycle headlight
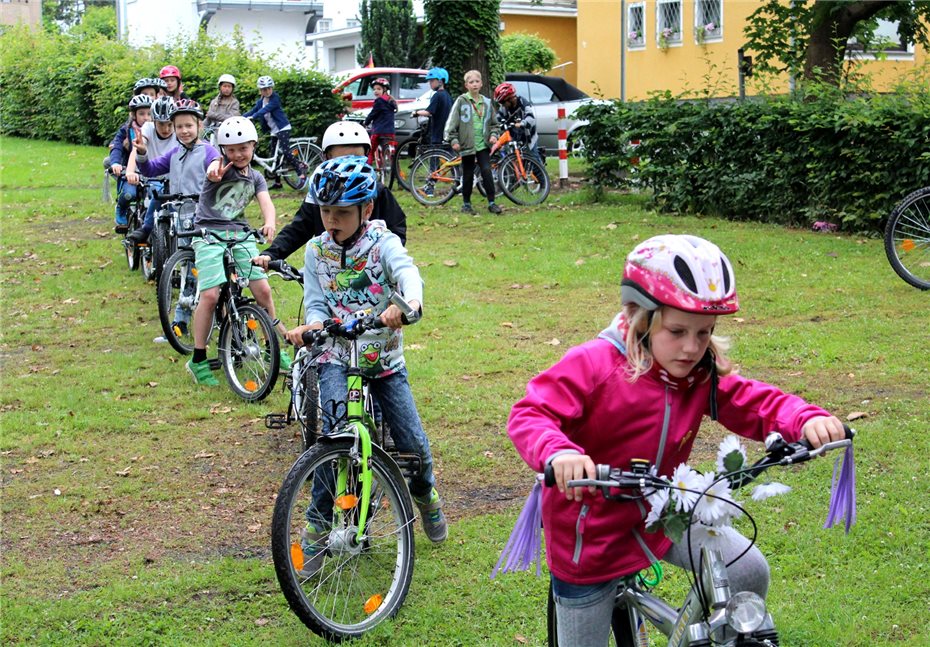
[724,591,767,634]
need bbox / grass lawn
[1,135,928,646]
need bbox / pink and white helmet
[621,234,739,314]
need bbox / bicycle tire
[392,138,419,192]
[884,186,930,290]
[500,153,551,206]
[139,245,154,280]
[293,352,320,452]
[271,438,415,641]
[149,220,170,283]
[218,302,280,401]
[125,239,140,271]
[157,249,198,355]
[123,202,143,271]
[408,149,458,206]
[282,139,322,190]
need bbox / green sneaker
[279,349,293,372]
[186,358,219,386]
[296,524,327,578]
[413,488,447,544]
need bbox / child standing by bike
[507,234,846,647]
[107,94,153,233]
[415,67,453,148]
[285,157,446,568]
[494,82,540,161]
[243,76,308,188]
[124,96,177,243]
[362,77,397,166]
[444,69,502,215]
[204,74,241,132]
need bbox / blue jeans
[141,179,165,232]
[115,177,138,224]
[306,363,436,529]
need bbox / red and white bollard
[557,105,568,188]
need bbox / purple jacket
[507,338,829,585]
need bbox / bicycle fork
[337,363,374,545]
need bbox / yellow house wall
[501,14,579,86]
[577,0,927,101]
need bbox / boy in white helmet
[204,74,241,131]
[184,116,292,386]
[251,120,407,269]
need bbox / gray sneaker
[413,488,447,544]
[296,524,327,578]
[460,203,476,215]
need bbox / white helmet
[217,117,258,145]
[217,74,237,87]
[257,75,275,89]
[321,120,371,154]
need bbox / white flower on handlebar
[751,482,792,501]
[670,464,702,513]
[717,435,747,474]
[644,487,669,528]
[693,472,739,526]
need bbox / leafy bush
[575,77,930,232]
[0,24,344,146]
[501,33,557,74]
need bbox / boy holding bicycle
[285,157,446,569]
[507,235,845,647]
[183,116,292,385]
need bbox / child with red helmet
[494,82,540,161]
[507,234,846,647]
[362,77,397,167]
[159,65,189,102]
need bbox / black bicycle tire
[296,361,320,453]
[282,139,321,190]
[271,439,415,642]
[149,220,170,283]
[884,186,930,290]
[392,138,418,192]
[408,150,457,206]
[157,249,197,355]
[218,303,280,401]
[124,202,143,271]
[500,153,551,206]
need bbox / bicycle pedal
[207,358,222,371]
[265,413,288,430]
[391,453,422,482]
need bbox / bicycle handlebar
[266,259,303,284]
[544,425,855,492]
[153,191,199,203]
[181,226,266,246]
[300,293,421,347]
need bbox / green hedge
[575,79,930,232]
[0,25,344,146]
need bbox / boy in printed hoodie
[507,234,846,647]
[285,156,447,572]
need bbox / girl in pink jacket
[507,234,846,647]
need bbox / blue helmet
[425,67,449,83]
[307,156,378,207]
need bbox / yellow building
[501,1,580,86]
[0,0,42,27]
[576,0,928,100]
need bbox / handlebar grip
[543,464,556,488]
[796,423,855,451]
[301,329,321,347]
[266,259,287,272]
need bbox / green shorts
[192,230,267,291]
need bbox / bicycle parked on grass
[157,227,281,401]
[884,186,930,290]
[271,294,424,642]
[142,192,198,283]
[541,427,855,647]
[392,119,430,192]
[252,132,323,190]
[408,125,549,207]
[263,259,320,452]
[112,174,149,272]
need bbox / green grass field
[1,135,928,646]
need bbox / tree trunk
[804,0,895,83]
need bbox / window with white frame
[694,0,721,43]
[346,19,360,28]
[316,19,332,33]
[657,0,682,46]
[628,3,645,49]
[846,18,915,58]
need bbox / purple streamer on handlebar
[490,480,543,579]
[823,443,856,534]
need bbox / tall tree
[744,0,930,85]
[42,0,113,32]
[356,0,424,68]
[424,0,505,96]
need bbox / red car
[332,67,429,111]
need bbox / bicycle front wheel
[218,303,280,401]
[271,438,415,641]
[500,153,551,206]
[148,220,170,283]
[292,351,320,452]
[392,138,418,192]
[409,149,458,206]
[884,186,930,290]
[282,139,323,190]
[157,249,198,355]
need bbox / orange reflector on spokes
[191,268,199,277]
[244,380,259,392]
[246,318,259,330]
[290,542,305,571]
[902,239,916,252]
[363,594,383,615]
[335,494,359,510]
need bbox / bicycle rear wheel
[218,302,280,401]
[292,350,320,452]
[500,153,550,206]
[409,150,458,206]
[148,220,170,283]
[271,438,415,641]
[392,138,419,192]
[282,139,323,190]
[884,186,930,290]
[157,249,198,355]
[123,202,143,271]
